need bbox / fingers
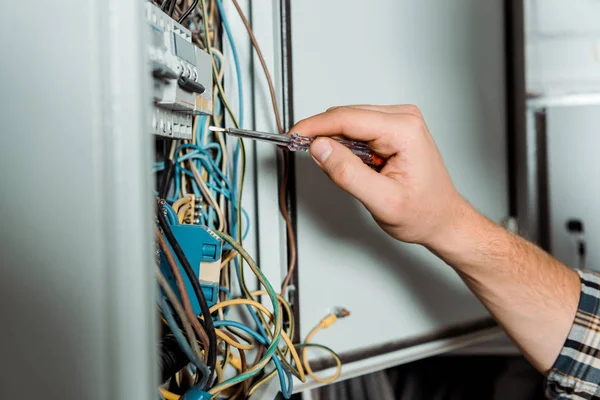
[328,104,422,117]
[292,108,396,157]
[292,107,392,141]
[310,137,397,210]
[292,106,423,158]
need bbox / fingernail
[310,139,333,164]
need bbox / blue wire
[174,144,231,190]
[218,286,231,317]
[177,144,223,166]
[157,160,250,229]
[206,183,232,199]
[232,260,273,354]
[213,321,292,398]
[215,0,247,246]
[197,115,207,145]
[215,0,244,128]
[163,203,179,225]
[241,208,250,239]
[157,295,210,390]
[218,286,231,300]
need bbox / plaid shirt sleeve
[546,270,600,399]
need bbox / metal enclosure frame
[0,1,156,399]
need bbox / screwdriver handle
[332,138,386,171]
[288,133,386,171]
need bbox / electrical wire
[229,0,282,135]
[228,0,297,295]
[156,227,211,362]
[198,0,247,279]
[156,269,204,365]
[215,292,303,392]
[157,205,218,385]
[152,2,347,396]
[160,387,181,400]
[219,330,249,395]
[156,270,210,389]
[215,329,253,351]
[230,241,302,380]
[178,0,199,23]
[214,320,293,399]
[214,0,244,127]
[220,337,232,371]
[301,312,348,384]
[209,298,304,381]
[161,0,174,11]
[208,230,282,396]
[168,0,177,17]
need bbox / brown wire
[155,227,211,362]
[230,0,298,295]
[243,343,266,395]
[230,0,284,136]
[279,157,297,293]
[220,330,249,395]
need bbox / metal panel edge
[99,0,157,398]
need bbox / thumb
[310,137,392,208]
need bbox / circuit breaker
[146,3,212,139]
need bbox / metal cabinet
[528,95,600,271]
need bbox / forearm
[427,200,580,374]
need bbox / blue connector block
[159,224,222,315]
[181,387,212,400]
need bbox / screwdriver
[208,126,386,171]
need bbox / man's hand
[291,104,467,246]
[291,104,580,376]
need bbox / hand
[290,104,470,246]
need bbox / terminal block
[146,3,213,139]
[158,224,222,315]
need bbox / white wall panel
[525,0,600,94]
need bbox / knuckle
[328,106,350,116]
[403,104,422,117]
[400,113,425,132]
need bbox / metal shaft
[219,127,291,146]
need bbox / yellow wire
[240,291,304,393]
[209,298,305,382]
[189,162,225,231]
[191,114,198,145]
[200,0,240,129]
[302,320,343,384]
[177,203,191,223]
[215,328,254,351]
[250,291,294,334]
[220,251,237,270]
[169,140,177,160]
[215,359,226,384]
[247,369,278,396]
[172,195,191,213]
[159,388,180,400]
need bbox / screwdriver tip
[208,126,227,133]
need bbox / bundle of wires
[152,1,347,398]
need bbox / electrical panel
[146,3,212,140]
